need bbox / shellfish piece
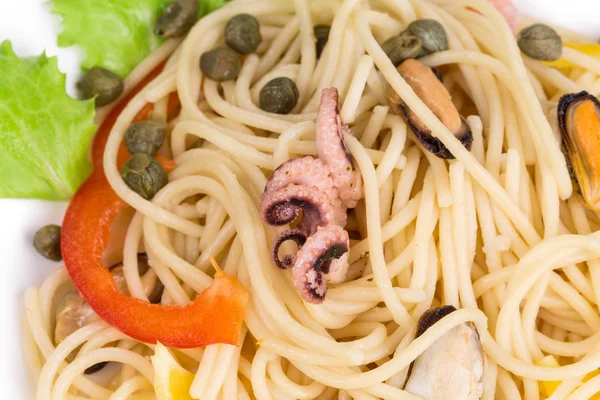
[265,157,347,227]
[260,184,338,234]
[316,88,363,209]
[404,306,484,400]
[558,91,600,210]
[388,59,472,159]
[271,229,307,270]
[292,225,350,304]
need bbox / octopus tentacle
[260,184,337,234]
[489,0,519,34]
[265,156,336,196]
[260,87,363,302]
[292,225,350,304]
[316,88,362,209]
[265,156,346,226]
[271,229,307,269]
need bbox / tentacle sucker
[316,88,362,209]
[292,225,350,303]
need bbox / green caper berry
[124,120,167,156]
[259,77,299,114]
[33,224,62,261]
[382,35,422,66]
[518,24,562,61]
[155,0,199,38]
[120,153,168,200]
[225,14,262,54]
[78,67,124,107]
[200,47,241,82]
[314,24,331,58]
[403,19,448,57]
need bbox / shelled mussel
[403,306,484,400]
[54,254,164,374]
[558,91,600,210]
[388,59,473,159]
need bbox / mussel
[54,255,161,346]
[403,306,484,400]
[388,59,472,159]
[558,91,600,210]
[53,254,164,374]
[109,254,164,304]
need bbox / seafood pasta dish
[15,0,600,398]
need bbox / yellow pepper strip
[130,394,155,400]
[536,355,562,396]
[587,371,600,399]
[544,43,600,69]
[535,355,600,398]
[152,342,194,400]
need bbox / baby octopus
[260,88,362,303]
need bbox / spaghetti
[24,0,600,398]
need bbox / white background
[0,0,599,398]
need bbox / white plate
[1,0,599,398]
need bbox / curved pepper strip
[544,43,600,70]
[536,355,600,398]
[62,64,248,348]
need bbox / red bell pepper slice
[61,64,248,348]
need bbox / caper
[120,153,168,200]
[402,19,448,57]
[259,77,299,114]
[155,0,199,38]
[225,14,262,54]
[314,24,331,58]
[78,67,124,107]
[382,35,422,66]
[124,120,167,156]
[518,24,562,61]
[200,47,241,81]
[33,224,62,261]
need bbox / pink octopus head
[316,88,362,209]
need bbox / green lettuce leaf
[0,41,96,200]
[52,0,227,77]
[198,0,228,18]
